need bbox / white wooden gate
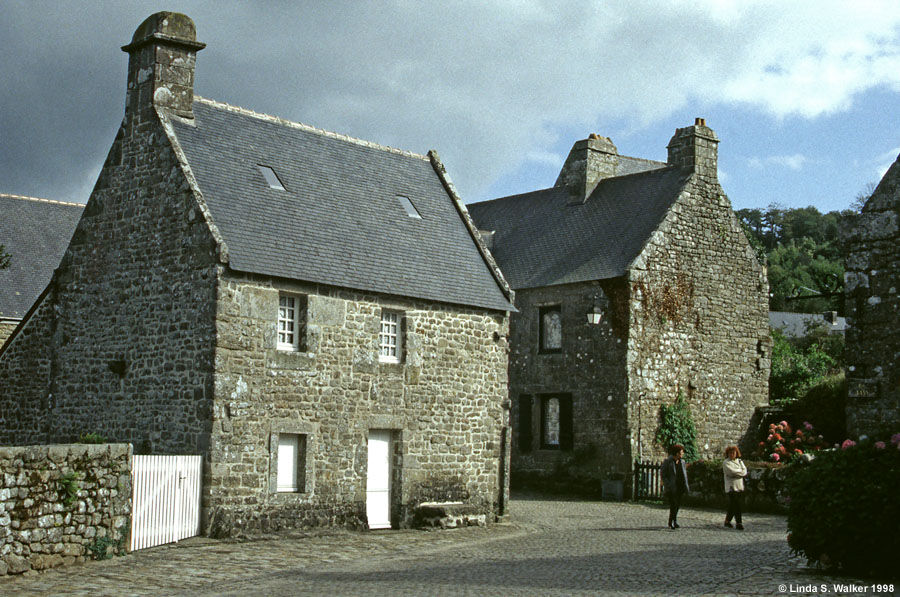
[130,455,202,551]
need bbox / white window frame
[379,310,402,363]
[278,294,301,351]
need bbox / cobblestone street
[2,494,893,596]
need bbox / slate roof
[0,194,83,319]
[167,99,512,312]
[467,167,690,289]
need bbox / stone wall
[507,281,630,489]
[0,98,219,453]
[206,273,511,536]
[627,173,771,462]
[0,443,132,576]
[0,322,16,347]
[844,154,900,437]
[685,460,790,513]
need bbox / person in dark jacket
[660,444,689,529]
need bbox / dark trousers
[667,491,683,523]
[726,491,743,525]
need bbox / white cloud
[747,154,810,170]
[524,150,565,167]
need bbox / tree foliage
[737,193,870,313]
[770,327,842,405]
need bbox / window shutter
[518,395,533,453]
[400,314,407,361]
[559,395,574,451]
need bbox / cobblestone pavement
[3,494,895,596]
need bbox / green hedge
[786,438,900,576]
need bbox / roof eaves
[0,278,53,357]
[427,150,516,312]
[0,193,85,208]
[194,96,429,162]
[156,106,231,265]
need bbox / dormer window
[258,165,286,190]
[397,195,421,219]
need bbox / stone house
[844,150,900,438]
[0,12,514,536]
[0,194,83,345]
[468,124,770,490]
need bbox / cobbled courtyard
[2,493,893,596]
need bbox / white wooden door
[366,430,392,529]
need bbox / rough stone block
[4,554,30,574]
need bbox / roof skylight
[258,165,286,190]
[397,195,421,219]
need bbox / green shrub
[770,328,836,405]
[786,436,900,576]
[783,373,846,444]
[656,392,698,461]
[78,432,107,444]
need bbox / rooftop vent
[397,195,422,219]
[258,165,285,190]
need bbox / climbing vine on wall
[655,392,699,462]
[632,271,695,325]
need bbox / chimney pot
[667,119,719,180]
[554,135,619,200]
[122,12,205,122]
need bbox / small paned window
[278,294,307,351]
[540,394,573,451]
[379,310,403,363]
[539,305,562,353]
[258,164,286,190]
[276,433,307,492]
[397,195,422,219]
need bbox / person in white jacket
[722,446,747,530]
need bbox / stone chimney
[666,118,719,180]
[554,134,619,200]
[121,12,205,123]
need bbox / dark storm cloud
[2,1,900,205]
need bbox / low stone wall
[0,443,132,576]
[685,460,790,513]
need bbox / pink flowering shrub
[755,420,828,463]
[787,433,900,576]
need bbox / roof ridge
[193,96,429,161]
[619,154,668,166]
[0,193,84,208]
[471,186,561,207]
[602,164,680,182]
